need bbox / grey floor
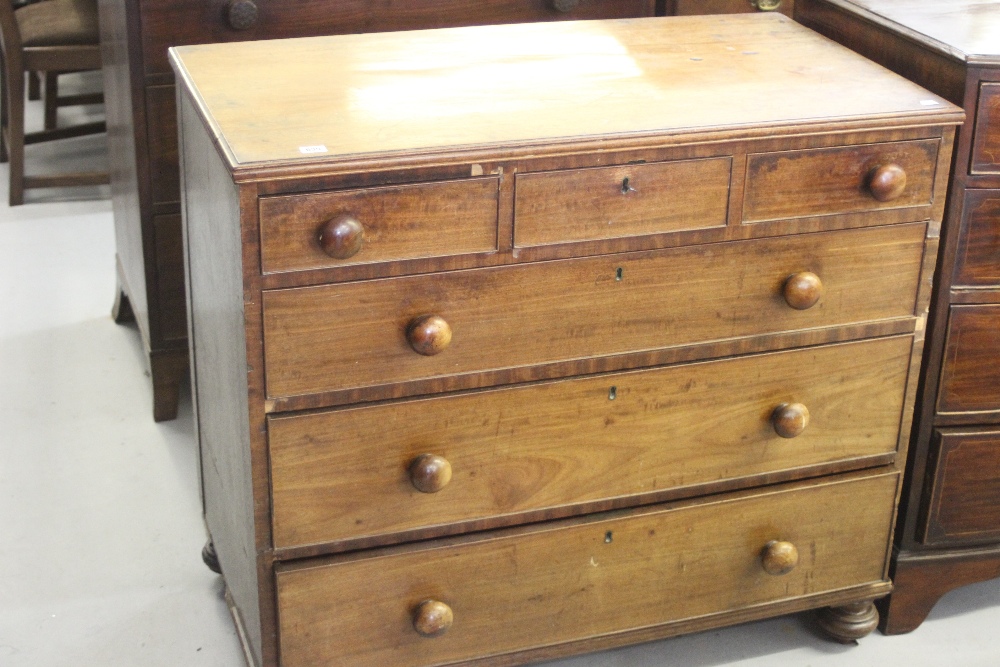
[3,73,1000,666]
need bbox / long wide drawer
[262,224,925,400]
[269,336,911,549]
[276,471,897,667]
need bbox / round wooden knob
[752,0,783,10]
[317,214,364,259]
[226,0,258,30]
[761,540,799,576]
[407,315,452,356]
[867,163,907,202]
[551,0,580,11]
[410,454,452,493]
[413,600,453,637]
[782,272,823,310]
[772,402,810,438]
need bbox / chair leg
[44,72,58,130]
[4,67,26,205]
[28,70,41,101]
[0,52,8,164]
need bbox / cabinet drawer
[146,85,180,205]
[743,140,938,223]
[276,472,896,667]
[259,178,499,274]
[937,304,1000,415]
[513,157,731,247]
[972,83,1000,175]
[139,0,656,76]
[262,224,925,400]
[921,429,1000,546]
[952,190,1000,288]
[672,0,793,16]
[270,336,910,549]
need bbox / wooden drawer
[972,83,1000,175]
[743,140,939,223]
[146,85,180,205]
[259,178,499,274]
[152,214,187,343]
[513,157,731,247]
[937,304,1000,415]
[952,190,1000,288]
[672,0,793,17]
[921,429,1000,546]
[276,471,896,667]
[269,336,910,549]
[139,0,656,76]
[262,223,925,401]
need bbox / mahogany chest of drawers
[172,15,961,666]
[796,0,1000,635]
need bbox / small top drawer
[514,157,731,247]
[139,0,656,76]
[259,178,499,274]
[972,83,1000,176]
[743,140,938,223]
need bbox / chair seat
[16,0,99,47]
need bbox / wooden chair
[0,0,108,205]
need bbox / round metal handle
[772,403,810,438]
[551,0,581,12]
[868,163,907,202]
[782,272,823,310]
[761,540,799,576]
[318,214,364,259]
[752,0,783,11]
[407,315,452,356]
[226,0,258,30]
[410,454,453,493]
[413,600,453,637]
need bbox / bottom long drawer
[276,471,897,667]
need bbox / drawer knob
[782,272,823,310]
[413,600,453,637]
[410,454,453,493]
[867,163,907,202]
[407,315,452,356]
[751,0,783,10]
[551,0,580,11]
[318,214,364,259]
[761,540,799,576]
[226,0,258,30]
[772,402,810,438]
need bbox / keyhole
[608,386,617,400]
[621,177,635,194]
[615,267,623,281]
[605,531,614,543]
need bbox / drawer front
[139,0,656,76]
[952,190,1000,288]
[270,336,910,549]
[972,83,1000,175]
[152,214,187,343]
[672,0,793,16]
[937,304,1000,415]
[262,224,925,400]
[743,140,938,223]
[259,178,500,274]
[513,157,731,247]
[146,85,180,205]
[276,472,896,667]
[921,429,1000,546]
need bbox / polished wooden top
[169,14,961,168]
[818,1,1000,63]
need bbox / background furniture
[796,0,1000,635]
[173,15,959,666]
[0,0,107,205]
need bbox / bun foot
[202,540,221,574]
[816,599,879,643]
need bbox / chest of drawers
[796,0,1000,635]
[172,15,961,666]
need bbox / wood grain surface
[937,304,1000,414]
[268,336,911,549]
[275,471,897,667]
[972,83,1000,174]
[952,190,1000,287]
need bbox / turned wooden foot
[111,285,135,324]
[815,599,879,643]
[151,351,187,422]
[202,540,221,574]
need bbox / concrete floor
[2,73,1000,667]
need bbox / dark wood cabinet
[796,0,1000,635]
